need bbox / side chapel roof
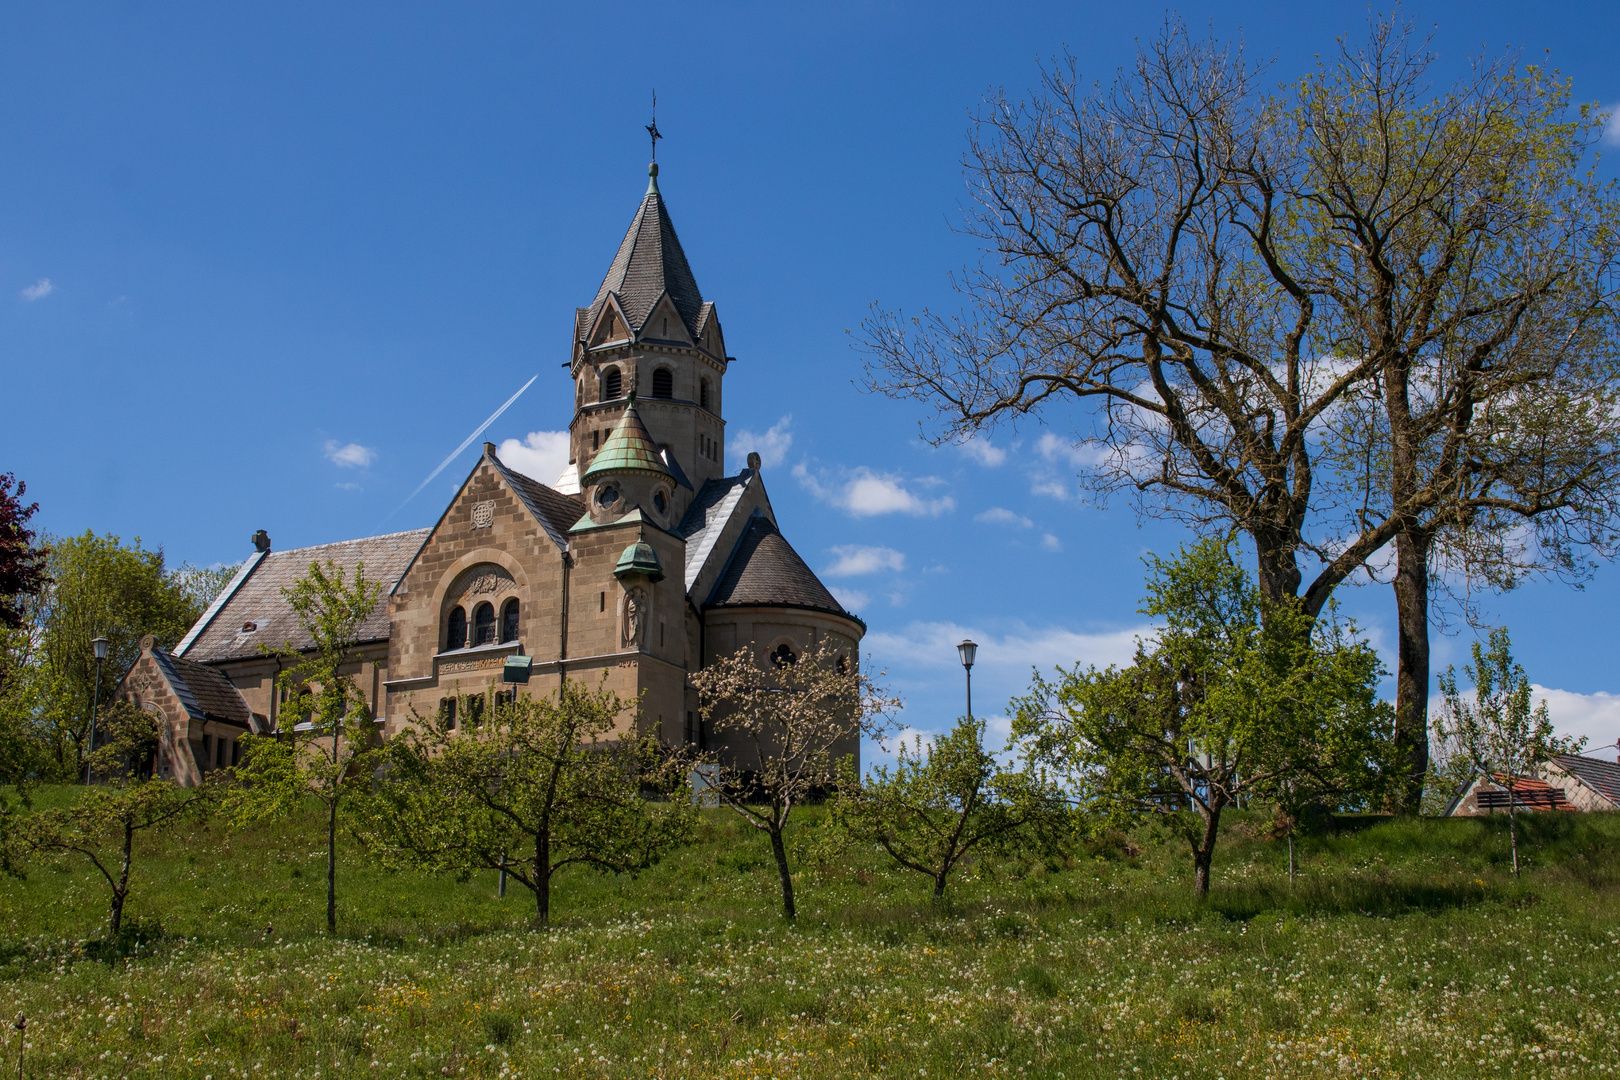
[706,514,859,625]
[582,165,705,340]
[151,646,254,727]
[176,530,429,663]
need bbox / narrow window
[602,367,621,400]
[232,740,242,767]
[599,591,605,612]
[446,606,468,651]
[466,694,485,728]
[500,598,520,643]
[592,430,600,451]
[700,378,710,410]
[440,697,457,730]
[216,739,228,767]
[652,367,673,399]
[202,733,213,767]
[659,621,665,647]
[473,602,496,646]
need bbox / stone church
[115,162,865,786]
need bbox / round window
[653,490,667,514]
[596,486,619,508]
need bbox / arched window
[700,378,710,410]
[652,367,673,399]
[601,367,621,401]
[770,642,798,668]
[473,602,496,646]
[445,606,467,651]
[500,598,520,643]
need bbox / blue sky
[5,1,1620,761]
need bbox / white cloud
[731,415,793,469]
[1031,476,1075,501]
[1036,431,1094,467]
[976,507,1034,528]
[830,586,871,611]
[957,435,1007,467]
[795,464,955,518]
[334,482,362,492]
[19,278,52,302]
[497,430,571,486]
[1427,684,1620,760]
[1602,101,1620,149]
[865,620,1146,674]
[323,440,376,469]
[823,545,906,577]
[1040,533,1062,552]
[1534,685,1620,752]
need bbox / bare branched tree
[862,17,1620,810]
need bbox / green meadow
[2,788,1618,1079]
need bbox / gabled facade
[136,161,865,782]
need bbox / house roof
[490,456,585,553]
[1550,753,1620,806]
[176,529,429,663]
[581,397,671,483]
[583,165,704,340]
[707,514,857,624]
[151,647,253,727]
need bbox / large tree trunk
[1391,529,1432,814]
[769,826,796,919]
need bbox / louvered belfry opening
[652,367,673,399]
[602,367,622,401]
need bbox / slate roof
[490,456,585,552]
[584,168,704,340]
[707,514,857,623]
[151,648,253,727]
[177,530,430,663]
[1551,753,1620,806]
[581,398,671,483]
[679,471,755,590]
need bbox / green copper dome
[614,537,665,582]
[582,394,671,484]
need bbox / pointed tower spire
[584,164,703,339]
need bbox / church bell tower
[560,162,731,525]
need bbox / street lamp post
[86,636,109,785]
[957,639,977,720]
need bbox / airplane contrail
[383,374,538,525]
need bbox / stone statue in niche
[623,587,648,649]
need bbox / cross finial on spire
[645,90,662,162]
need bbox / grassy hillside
[2,787,1618,1078]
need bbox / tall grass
[2,787,1617,1078]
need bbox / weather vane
[646,90,662,162]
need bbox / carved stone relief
[452,564,513,603]
[471,500,496,529]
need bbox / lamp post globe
[87,637,110,785]
[957,639,977,719]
